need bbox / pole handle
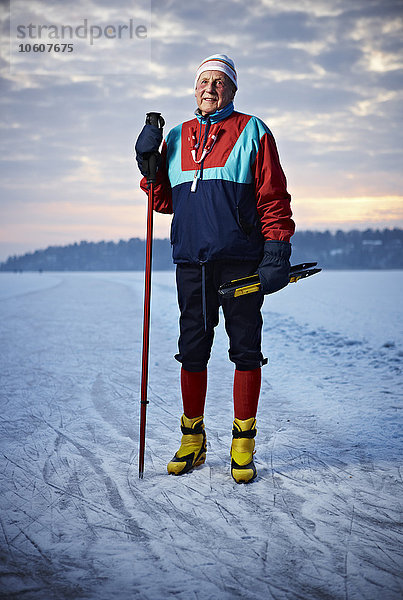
[145,112,165,184]
[146,111,165,129]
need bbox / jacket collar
[195,101,234,124]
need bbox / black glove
[135,124,163,177]
[257,240,291,295]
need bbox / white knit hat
[194,54,237,90]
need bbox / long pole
[138,180,154,478]
[138,112,164,479]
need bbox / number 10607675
[18,43,74,52]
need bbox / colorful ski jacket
[140,102,294,264]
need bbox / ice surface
[0,270,402,599]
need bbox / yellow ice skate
[167,414,207,476]
[230,417,257,483]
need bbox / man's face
[195,70,236,116]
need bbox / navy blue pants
[175,261,267,372]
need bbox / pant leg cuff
[234,357,268,371]
[174,354,208,372]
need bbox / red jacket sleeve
[140,141,173,214]
[253,132,295,242]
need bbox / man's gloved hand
[135,124,163,177]
[257,240,291,294]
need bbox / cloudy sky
[0,0,402,261]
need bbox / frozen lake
[0,270,402,599]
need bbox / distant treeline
[1,229,402,272]
[290,229,402,269]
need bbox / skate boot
[230,417,257,483]
[167,414,207,475]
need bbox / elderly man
[135,54,294,483]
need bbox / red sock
[233,368,261,420]
[181,368,207,418]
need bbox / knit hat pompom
[194,54,237,90]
